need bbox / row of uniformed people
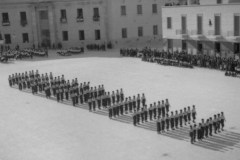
[132,100,171,126]
[156,105,197,133]
[131,99,171,126]
[108,93,146,118]
[69,85,106,106]
[88,89,124,111]
[189,112,226,144]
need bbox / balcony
[189,30,205,40]
[60,18,67,23]
[226,31,240,41]
[93,16,100,22]
[2,20,10,26]
[76,17,84,22]
[21,20,28,27]
[207,30,223,40]
[176,29,189,39]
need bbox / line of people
[108,94,146,118]
[189,112,226,144]
[156,105,197,133]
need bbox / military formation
[8,70,226,145]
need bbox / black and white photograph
[0,0,240,160]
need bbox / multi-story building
[0,0,176,49]
[162,0,240,57]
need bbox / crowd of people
[189,112,226,144]
[1,48,48,62]
[57,47,84,56]
[9,70,227,145]
[120,48,240,74]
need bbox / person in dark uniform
[133,110,137,126]
[183,108,188,125]
[137,94,141,111]
[119,101,124,115]
[157,101,161,118]
[165,99,170,113]
[18,78,23,90]
[217,114,221,133]
[161,116,165,132]
[88,98,92,112]
[143,106,148,122]
[209,117,213,136]
[129,97,133,112]
[205,119,209,138]
[94,87,98,98]
[111,91,116,104]
[193,124,197,142]
[157,118,161,134]
[120,88,124,102]
[189,125,194,144]
[148,104,153,121]
[140,108,145,123]
[141,93,146,106]
[136,110,140,125]
[153,102,157,119]
[116,102,120,116]
[59,83,64,101]
[170,111,175,130]
[220,112,226,131]
[197,123,202,141]
[97,95,101,109]
[64,83,69,100]
[187,106,191,124]
[166,114,170,131]
[192,105,196,123]
[56,87,60,102]
[161,100,165,117]
[213,115,218,134]
[124,98,129,114]
[175,110,179,129]
[132,96,137,111]
[92,98,96,111]
[109,104,113,119]
[116,90,120,103]
[71,91,75,106]
[201,119,205,139]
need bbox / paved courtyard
[0,50,240,160]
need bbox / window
[93,8,100,21]
[61,9,67,19]
[122,28,127,38]
[217,0,222,4]
[77,8,83,18]
[138,26,143,37]
[93,8,99,17]
[197,15,203,34]
[2,13,9,23]
[181,16,187,34]
[62,31,68,41]
[79,30,85,40]
[95,30,101,40]
[153,25,158,35]
[4,34,11,44]
[152,4,157,14]
[167,17,172,29]
[39,10,48,20]
[121,5,126,16]
[137,5,142,15]
[234,15,240,36]
[214,15,221,35]
[20,12,27,26]
[20,12,27,21]
[215,42,221,53]
[22,33,29,43]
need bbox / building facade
[162,0,240,57]
[0,0,177,49]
